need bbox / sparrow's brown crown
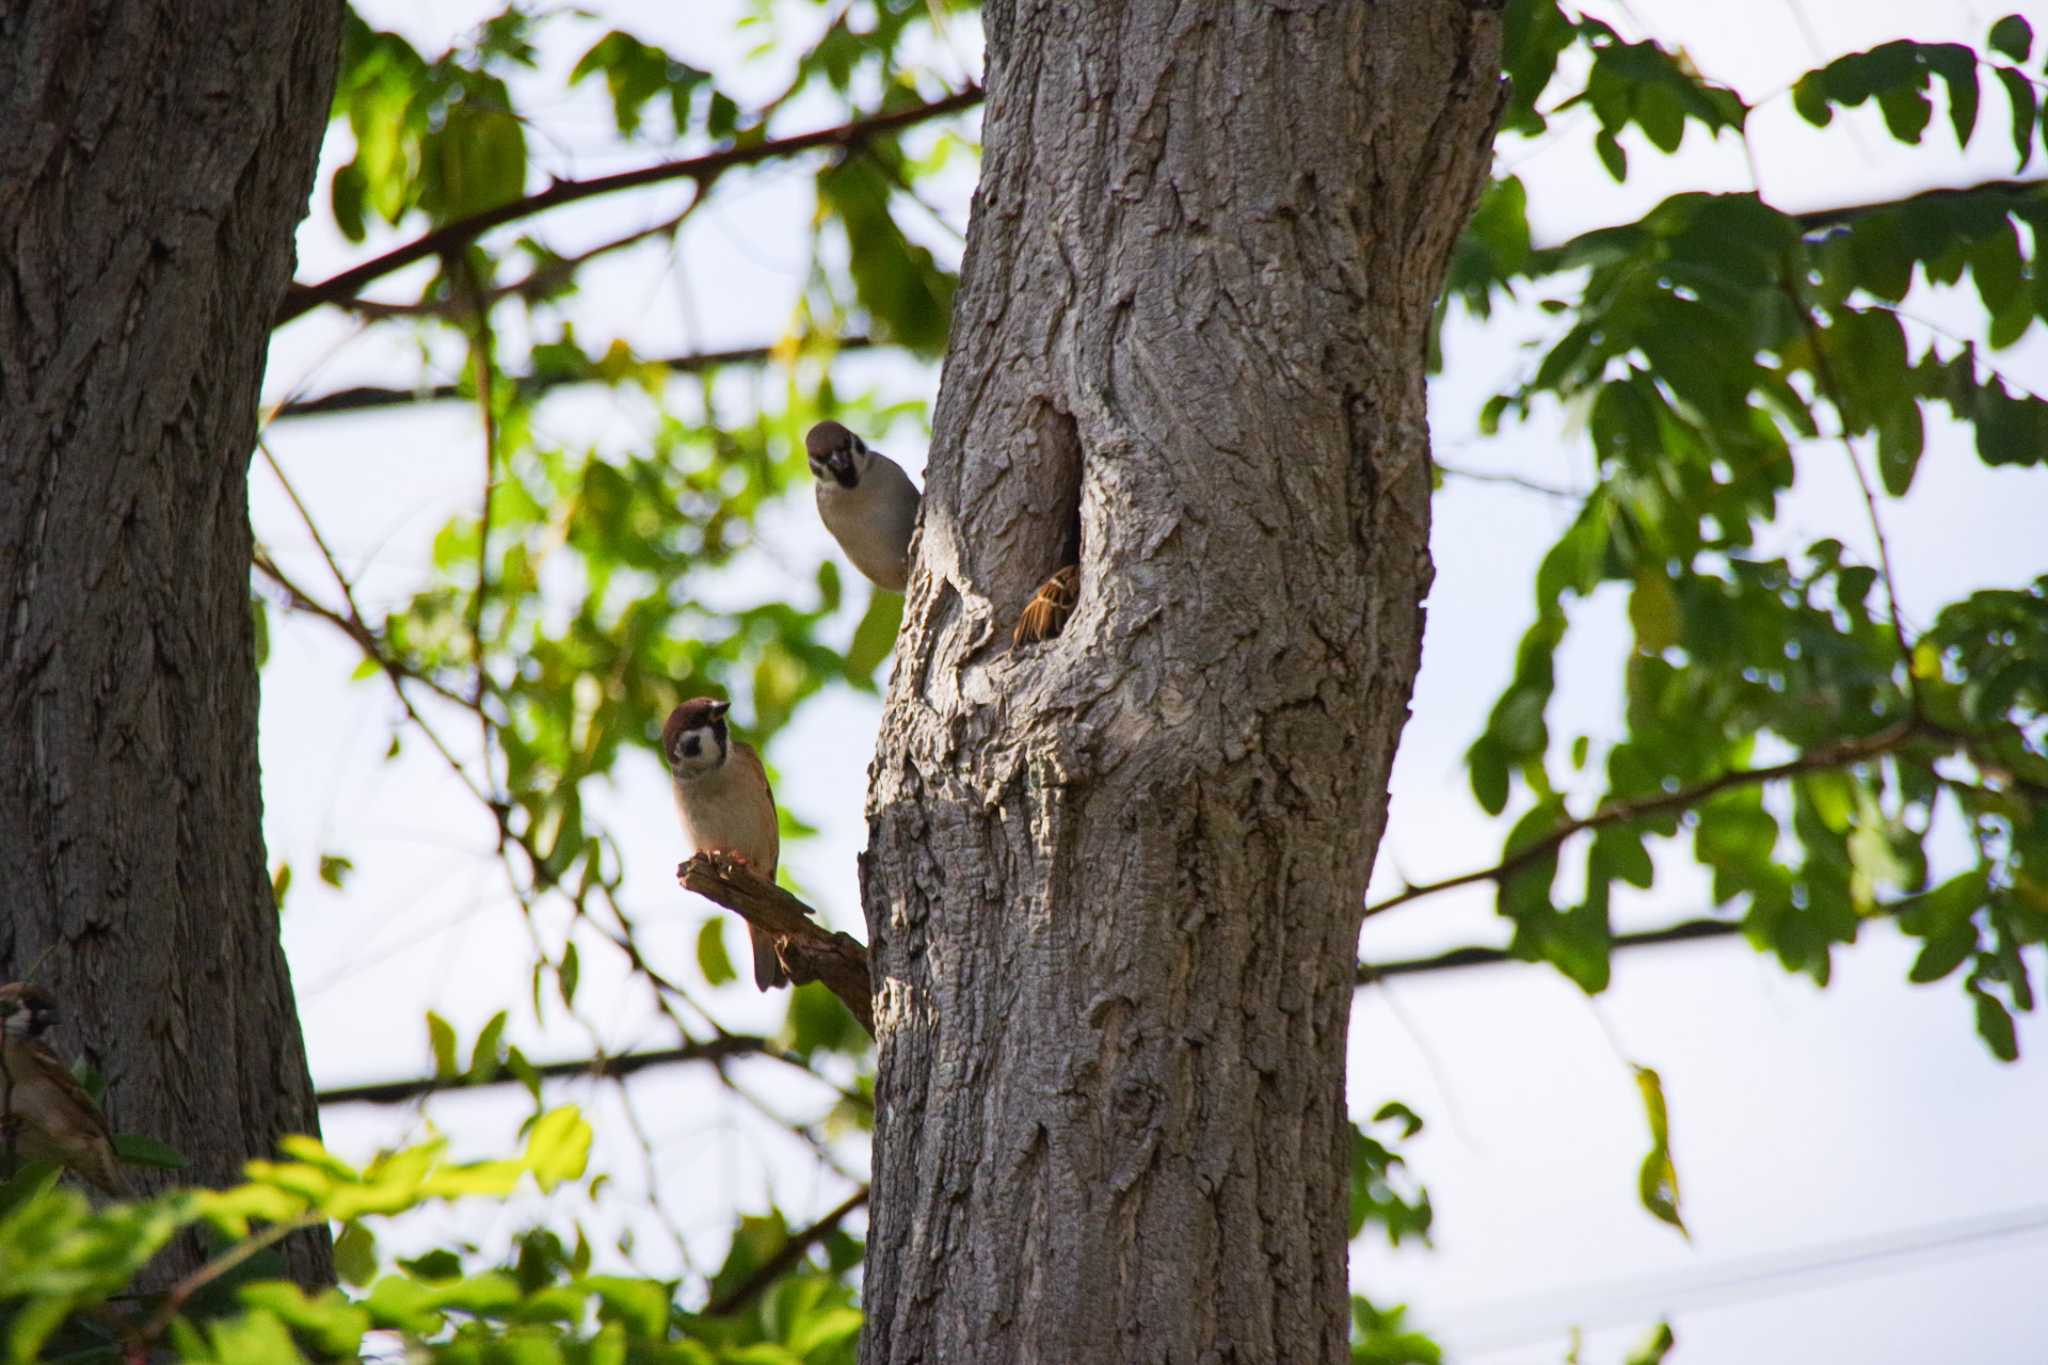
[0,982,57,1037]
[805,421,855,460]
[662,697,730,756]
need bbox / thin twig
[704,1187,871,1317]
[1746,128,1921,711]
[1361,720,1920,920]
[327,200,706,321]
[314,1035,772,1107]
[707,1059,869,1187]
[1434,460,1585,500]
[280,87,985,323]
[138,1216,321,1346]
[251,552,482,717]
[458,254,501,807]
[271,335,879,420]
[1357,913,1756,984]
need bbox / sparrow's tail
[750,925,790,992]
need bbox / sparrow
[0,982,130,1196]
[663,699,787,990]
[1013,564,1080,646]
[806,421,921,592]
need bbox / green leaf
[1468,734,1511,816]
[1592,827,1655,890]
[237,1282,373,1358]
[1875,396,1925,495]
[521,1106,593,1190]
[782,981,867,1058]
[1874,85,1932,144]
[318,853,354,888]
[558,942,580,1008]
[1695,799,1778,867]
[1596,126,1626,180]
[1629,571,1681,653]
[697,916,737,987]
[1988,14,2033,61]
[1623,1321,1678,1365]
[1973,986,2020,1061]
[845,589,906,683]
[1633,1065,1687,1235]
[1924,44,1979,149]
[334,1219,379,1288]
[1908,926,1976,983]
[427,1011,459,1080]
[1994,65,2038,169]
[112,1133,189,1170]
[470,1010,508,1082]
[1350,1294,1444,1365]
[585,1275,671,1337]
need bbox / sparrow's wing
[727,741,788,991]
[0,1039,129,1195]
[730,741,781,875]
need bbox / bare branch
[314,910,1847,1111]
[1357,914,1745,985]
[280,87,985,323]
[1434,460,1585,500]
[270,336,880,421]
[316,1034,773,1107]
[678,853,874,1037]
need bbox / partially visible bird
[0,982,130,1196]
[1013,564,1080,646]
[806,421,921,592]
[663,699,787,990]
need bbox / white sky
[253,1,2048,1359]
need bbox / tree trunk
[861,3,1501,1359]
[0,0,342,1284]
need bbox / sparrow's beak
[820,444,857,487]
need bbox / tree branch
[250,551,476,712]
[677,853,874,1037]
[1357,914,1744,985]
[279,87,985,323]
[1362,719,1920,921]
[315,1034,772,1107]
[326,200,707,322]
[704,1186,871,1316]
[1785,175,2047,236]
[269,336,879,420]
[309,909,1825,1111]
[269,177,2043,420]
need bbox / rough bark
[861,3,1501,1361]
[0,0,342,1284]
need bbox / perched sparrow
[1013,564,1080,646]
[806,421,921,592]
[663,699,786,990]
[0,983,130,1196]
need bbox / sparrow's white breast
[816,458,919,592]
[671,745,779,871]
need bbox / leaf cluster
[1441,7,2048,1061]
